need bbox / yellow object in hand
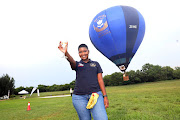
[86,93,99,109]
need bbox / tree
[136,70,145,82]
[161,66,174,80]
[69,80,75,89]
[128,70,136,83]
[109,72,123,86]
[0,74,15,97]
[14,86,25,95]
[25,86,34,93]
[141,64,162,82]
[103,75,111,86]
[173,67,180,79]
[128,70,142,83]
[38,85,47,92]
[141,63,153,82]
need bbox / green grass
[0,80,180,120]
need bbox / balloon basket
[123,73,129,81]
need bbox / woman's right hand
[58,41,76,69]
[58,41,68,54]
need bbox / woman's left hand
[104,97,109,109]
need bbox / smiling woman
[58,41,109,120]
[78,44,89,62]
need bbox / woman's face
[78,47,89,61]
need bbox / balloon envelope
[89,5,145,71]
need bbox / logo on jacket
[78,63,84,67]
[90,63,96,67]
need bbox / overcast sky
[0,0,180,88]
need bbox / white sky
[0,0,180,88]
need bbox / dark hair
[78,44,88,50]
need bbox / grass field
[0,80,180,120]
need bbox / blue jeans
[72,91,108,120]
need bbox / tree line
[13,81,76,95]
[104,63,180,86]
[0,63,180,97]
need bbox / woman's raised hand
[58,41,68,54]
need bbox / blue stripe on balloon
[132,11,145,53]
[121,6,139,65]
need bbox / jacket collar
[80,59,92,64]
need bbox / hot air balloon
[89,5,145,74]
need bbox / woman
[58,41,109,120]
